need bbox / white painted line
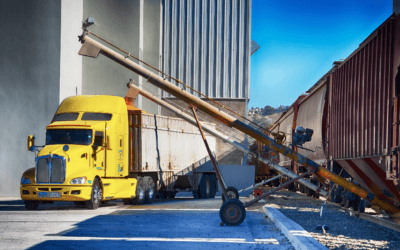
[23,236,279,244]
[122,208,220,211]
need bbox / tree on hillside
[261,105,275,115]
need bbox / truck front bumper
[20,185,92,201]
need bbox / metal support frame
[244,171,312,207]
[189,105,229,201]
[238,175,282,194]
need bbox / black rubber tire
[143,176,155,204]
[86,178,102,209]
[24,200,39,210]
[219,199,246,226]
[132,177,145,205]
[192,189,200,199]
[209,175,217,198]
[222,186,239,203]
[199,175,211,199]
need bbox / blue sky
[249,0,392,109]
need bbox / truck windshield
[46,129,92,145]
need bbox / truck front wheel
[86,178,102,209]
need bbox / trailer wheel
[143,176,155,204]
[209,175,217,198]
[86,178,102,209]
[192,189,200,199]
[132,177,145,205]
[219,199,246,226]
[24,200,39,210]
[222,186,239,203]
[199,175,211,199]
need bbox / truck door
[93,131,106,174]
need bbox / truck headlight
[70,177,87,184]
[21,177,31,184]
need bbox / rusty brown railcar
[268,14,400,209]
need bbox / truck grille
[36,155,65,184]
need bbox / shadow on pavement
[0,199,120,211]
[27,210,265,250]
[0,199,26,211]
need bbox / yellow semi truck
[20,95,217,210]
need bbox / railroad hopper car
[263,14,400,212]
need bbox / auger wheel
[219,199,246,226]
[273,131,286,144]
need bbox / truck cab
[20,95,136,210]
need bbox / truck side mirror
[27,135,35,152]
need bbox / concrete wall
[82,0,160,114]
[161,98,246,165]
[59,0,83,103]
[0,0,61,196]
[142,0,161,113]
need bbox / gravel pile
[246,188,400,250]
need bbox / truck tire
[86,178,102,210]
[192,189,200,199]
[132,177,145,205]
[209,175,217,198]
[143,176,155,204]
[25,200,39,210]
[199,175,211,199]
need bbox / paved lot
[0,197,295,250]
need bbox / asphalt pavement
[0,197,295,250]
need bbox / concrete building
[0,0,251,197]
